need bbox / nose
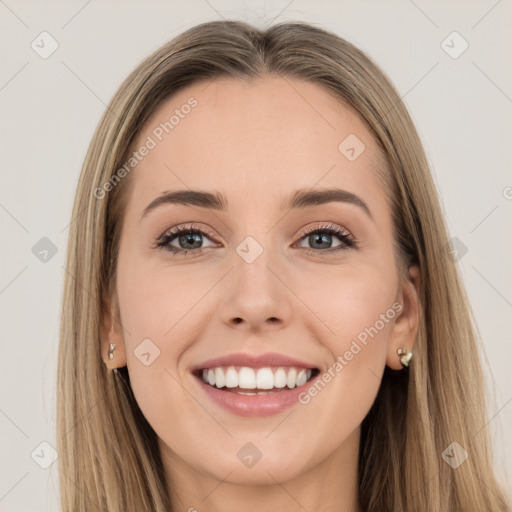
[217,247,293,332]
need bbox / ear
[100,293,127,370]
[386,264,421,370]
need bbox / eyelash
[155,223,358,257]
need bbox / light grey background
[1,1,511,510]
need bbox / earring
[108,309,119,374]
[397,347,413,367]
[108,344,120,376]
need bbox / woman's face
[106,76,419,487]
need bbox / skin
[101,76,420,512]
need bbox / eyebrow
[141,187,372,220]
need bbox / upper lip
[191,352,318,373]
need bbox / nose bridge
[234,233,278,299]
[218,230,292,329]
[229,204,278,271]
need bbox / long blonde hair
[57,20,511,511]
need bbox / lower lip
[193,373,318,417]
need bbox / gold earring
[397,347,413,367]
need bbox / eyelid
[159,222,217,240]
[298,223,355,241]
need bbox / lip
[190,352,318,373]
[192,370,320,417]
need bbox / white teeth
[225,367,238,388]
[199,365,315,390]
[286,368,297,388]
[214,367,225,388]
[296,369,307,387]
[256,367,274,389]
[273,368,287,388]
[239,367,256,389]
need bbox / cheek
[294,263,398,361]
[285,272,397,458]
[267,266,398,429]
[118,249,212,346]
[120,270,186,340]
[115,260,197,425]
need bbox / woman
[57,19,511,511]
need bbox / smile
[192,366,321,416]
[198,365,318,391]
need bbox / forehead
[127,76,387,215]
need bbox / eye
[155,223,218,256]
[155,222,358,257]
[294,224,357,254]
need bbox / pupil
[180,233,202,249]
[311,233,331,249]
